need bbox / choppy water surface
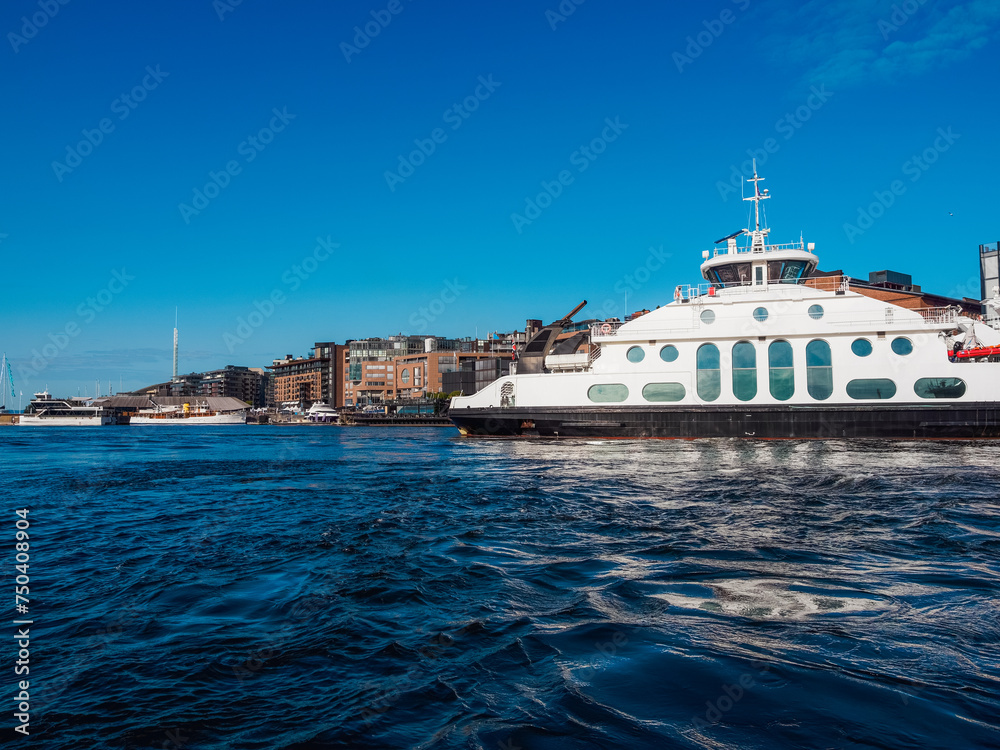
[4,427,1000,749]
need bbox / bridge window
[697,344,721,401]
[768,340,794,401]
[587,384,628,403]
[847,379,896,399]
[732,341,757,401]
[891,337,913,355]
[642,383,686,402]
[806,340,833,400]
[659,345,678,363]
[626,346,645,363]
[851,339,872,357]
[914,378,967,399]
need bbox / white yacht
[130,400,246,425]
[450,169,1000,438]
[306,402,339,423]
[18,392,117,426]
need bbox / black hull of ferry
[449,403,1000,439]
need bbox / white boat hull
[18,416,115,426]
[130,413,246,425]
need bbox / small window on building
[753,307,768,322]
[659,345,679,363]
[914,378,967,399]
[400,369,410,384]
[891,337,913,355]
[847,379,896,399]
[732,341,757,401]
[768,340,794,401]
[700,309,716,325]
[806,340,833,400]
[697,343,721,401]
[851,339,873,357]
[587,384,629,403]
[626,346,645,363]
[642,383,686,402]
[808,304,824,320]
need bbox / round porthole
[851,339,873,357]
[891,337,913,355]
[700,309,716,324]
[659,345,678,363]
[753,307,768,322]
[627,346,645,363]
[808,304,824,320]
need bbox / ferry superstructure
[450,169,1000,438]
[18,392,118,426]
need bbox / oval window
[805,339,833,401]
[642,383,686,402]
[587,384,629,403]
[400,368,410,384]
[808,304,824,320]
[697,343,721,402]
[891,337,913,355]
[914,378,967,399]
[846,379,896,399]
[753,307,768,322]
[732,341,757,402]
[659,345,678,363]
[700,309,716,325]
[851,339,873,357]
[768,340,794,401]
[626,346,645,363]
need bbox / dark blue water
[3,427,1000,749]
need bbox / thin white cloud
[757,0,1000,87]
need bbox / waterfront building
[133,366,268,407]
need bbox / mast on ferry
[744,159,770,252]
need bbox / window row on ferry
[595,338,966,403]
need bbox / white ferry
[18,392,118,426]
[130,400,246,425]
[450,170,1000,438]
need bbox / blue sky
[1,0,998,398]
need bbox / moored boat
[450,169,1000,438]
[18,391,118,426]
[130,400,246,425]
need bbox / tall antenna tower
[172,308,179,382]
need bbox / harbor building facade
[271,352,326,409]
